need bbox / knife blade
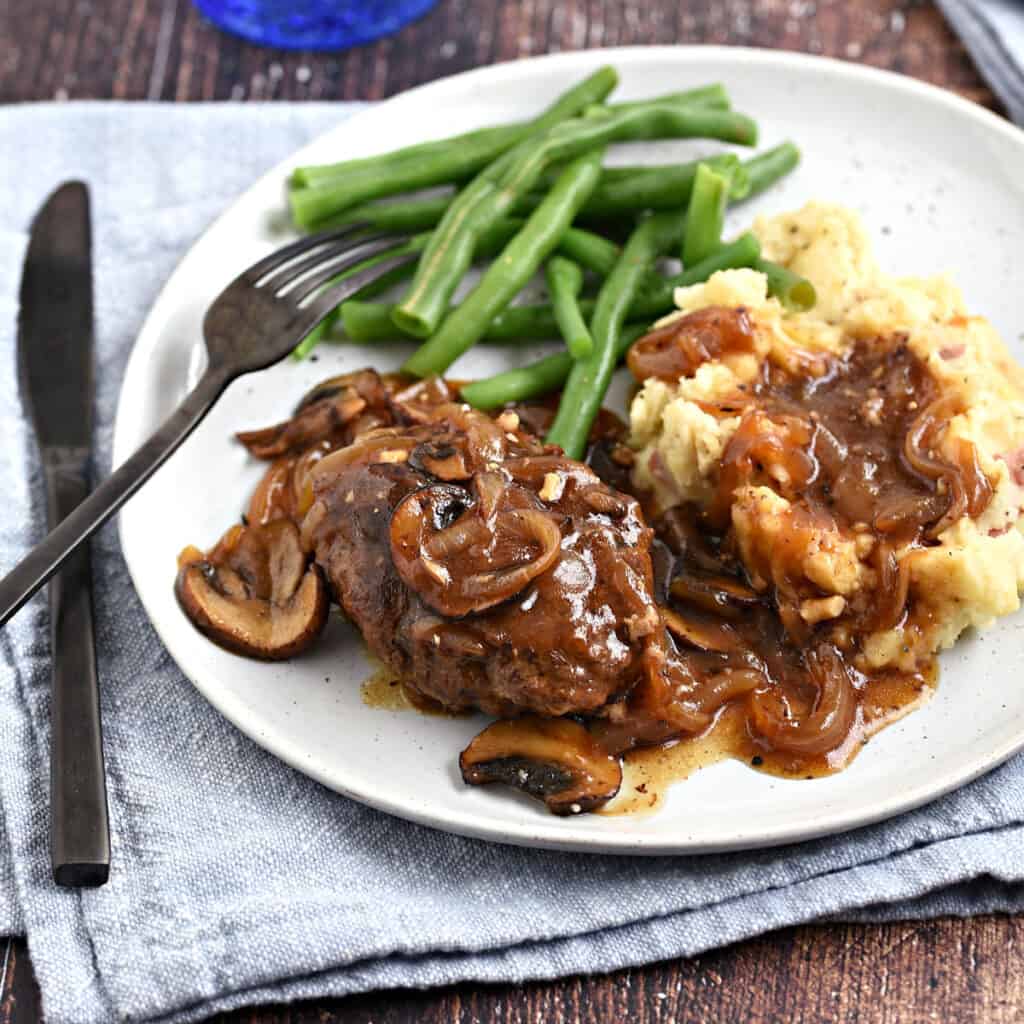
[18,182,111,887]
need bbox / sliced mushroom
[662,605,741,653]
[409,439,473,481]
[429,402,508,466]
[236,369,392,461]
[459,717,622,814]
[175,520,328,660]
[655,507,725,574]
[296,368,389,414]
[668,570,758,618]
[390,376,459,422]
[236,390,367,459]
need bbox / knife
[18,182,111,888]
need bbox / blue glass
[194,0,439,51]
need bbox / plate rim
[112,44,1024,854]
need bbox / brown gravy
[604,663,936,815]
[360,658,470,718]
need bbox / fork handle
[0,367,231,628]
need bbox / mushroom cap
[459,716,622,814]
[175,520,328,660]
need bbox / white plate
[113,46,1024,854]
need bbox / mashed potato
[629,201,1024,670]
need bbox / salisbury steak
[302,401,664,718]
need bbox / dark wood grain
[0,940,40,1024]
[0,0,997,106]
[2,1,1019,1022]
[5,914,1024,1023]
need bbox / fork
[0,225,414,627]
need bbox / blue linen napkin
[1,102,1024,1024]
[937,0,1024,123]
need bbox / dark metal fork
[0,225,414,627]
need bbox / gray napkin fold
[1,103,1023,1024]
[937,0,1024,123]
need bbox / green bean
[309,154,752,241]
[339,233,762,346]
[547,210,686,458]
[403,148,606,377]
[609,83,730,112]
[558,226,621,276]
[291,319,334,362]
[482,302,594,340]
[682,162,731,266]
[394,102,758,338]
[756,258,816,311]
[389,216,616,342]
[387,156,526,338]
[592,155,749,213]
[291,124,523,190]
[340,299,577,343]
[631,232,763,317]
[459,235,765,409]
[741,141,801,199]
[292,82,730,196]
[545,257,594,359]
[392,169,516,338]
[533,153,748,216]
[290,218,524,360]
[313,194,455,234]
[460,324,649,410]
[341,300,422,341]
[289,66,619,229]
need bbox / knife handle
[43,454,110,888]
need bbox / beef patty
[301,396,665,718]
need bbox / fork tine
[261,233,399,296]
[286,237,409,304]
[239,223,371,286]
[292,251,419,337]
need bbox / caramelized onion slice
[247,458,295,527]
[309,429,419,482]
[748,645,858,756]
[872,543,913,631]
[247,443,333,528]
[695,669,764,714]
[390,484,562,618]
[903,393,992,537]
[175,521,328,660]
[459,717,622,814]
[627,306,756,383]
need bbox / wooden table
[2,1,1021,1021]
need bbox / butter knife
[18,182,111,887]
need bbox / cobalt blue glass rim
[192,0,439,52]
